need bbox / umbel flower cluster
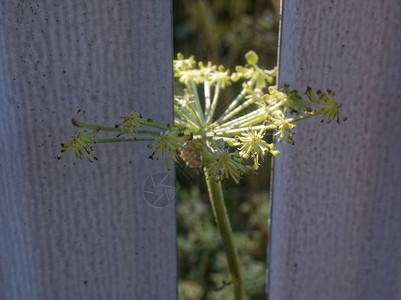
[59,51,346,183]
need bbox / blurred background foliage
[173,0,280,69]
[176,185,271,300]
[173,1,280,299]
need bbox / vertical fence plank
[269,1,401,299]
[0,1,176,299]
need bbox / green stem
[204,169,245,300]
[139,119,168,130]
[221,97,256,122]
[206,82,221,123]
[72,120,161,135]
[218,107,267,129]
[93,138,154,143]
[211,124,276,136]
[291,114,315,123]
[204,80,211,119]
[218,89,247,123]
[174,106,201,130]
[174,118,200,132]
[186,81,205,125]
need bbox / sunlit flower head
[60,51,346,186]
[269,111,295,144]
[236,127,279,170]
[208,66,231,88]
[174,53,196,73]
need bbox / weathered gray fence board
[269,1,401,299]
[0,1,176,299]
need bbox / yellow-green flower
[58,129,99,162]
[173,53,196,74]
[203,145,251,183]
[316,89,347,123]
[148,127,189,171]
[251,68,275,90]
[116,111,143,137]
[236,127,279,170]
[231,65,253,82]
[269,111,295,144]
[283,85,313,114]
[202,140,251,183]
[177,69,204,84]
[265,86,288,106]
[231,64,276,90]
[198,61,217,80]
[174,91,194,109]
[208,65,231,88]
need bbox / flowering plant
[59,51,345,299]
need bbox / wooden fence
[0,1,176,299]
[270,1,401,299]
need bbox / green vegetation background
[173,1,280,299]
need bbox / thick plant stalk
[204,168,245,300]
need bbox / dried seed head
[179,140,203,170]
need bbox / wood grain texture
[0,1,176,299]
[269,1,401,300]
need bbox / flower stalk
[204,168,245,300]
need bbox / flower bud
[271,150,280,157]
[245,51,259,66]
[230,73,240,82]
